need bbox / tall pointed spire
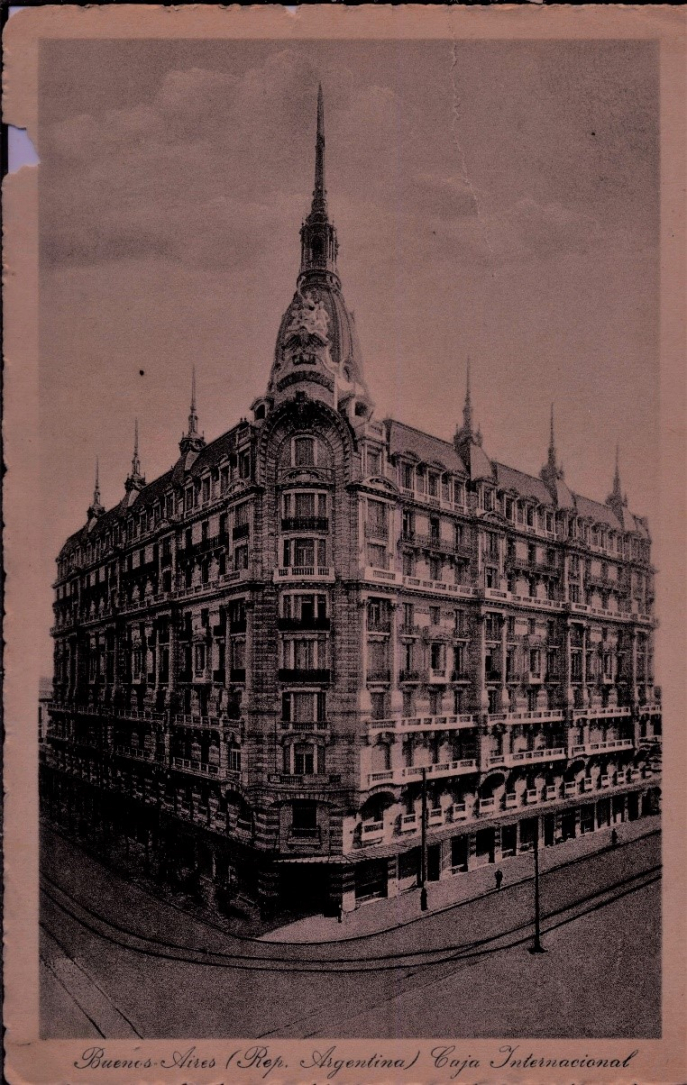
[462,357,473,434]
[548,402,557,470]
[312,83,326,214]
[125,418,145,493]
[179,368,206,460]
[612,443,622,499]
[88,455,104,519]
[132,418,141,478]
[188,366,199,438]
[299,84,338,280]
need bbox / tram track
[41,860,661,976]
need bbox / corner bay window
[283,741,325,776]
[283,537,327,570]
[282,691,327,725]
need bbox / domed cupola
[265,86,373,427]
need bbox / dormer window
[367,447,382,475]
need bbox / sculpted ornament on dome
[284,289,330,343]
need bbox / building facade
[41,90,662,917]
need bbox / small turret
[124,419,145,500]
[179,367,205,462]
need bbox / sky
[37,38,660,676]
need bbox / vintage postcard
[3,5,686,1083]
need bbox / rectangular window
[368,543,387,570]
[370,692,387,721]
[402,464,414,490]
[429,606,440,626]
[367,447,382,475]
[294,745,315,775]
[403,603,414,631]
[294,437,315,466]
[194,644,206,676]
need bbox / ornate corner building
[41,89,662,917]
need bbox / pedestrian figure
[337,901,344,923]
[611,828,618,848]
[495,869,503,890]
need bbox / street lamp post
[420,767,428,911]
[529,819,546,954]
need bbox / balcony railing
[282,517,329,533]
[367,713,477,734]
[364,523,389,542]
[278,668,331,683]
[172,757,224,778]
[275,566,334,582]
[399,669,424,683]
[360,820,385,842]
[367,669,391,683]
[277,616,330,631]
[232,523,250,540]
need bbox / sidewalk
[259,814,661,942]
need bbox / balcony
[508,747,567,766]
[282,517,329,533]
[363,758,478,789]
[288,826,323,844]
[367,669,391,683]
[402,532,471,558]
[359,820,385,843]
[282,716,329,733]
[563,781,577,797]
[115,745,160,763]
[365,522,389,542]
[229,668,246,683]
[587,738,634,753]
[399,814,418,833]
[479,797,496,812]
[172,757,225,779]
[399,669,423,683]
[277,615,330,631]
[274,566,335,583]
[402,574,478,599]
[543,785,558,801]
[367,713,477,735]
[278,668,331,684]
[450,802,468,821]
[525,788,539,804]
[232,523,250,540]
[504,792,519,809]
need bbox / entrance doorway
[475,828,495,864]
[427,844,441,881]
[561,811,577,841]
[501,824,517,857]
[451,836,468,871]
[544,814,556,846]
[355,859,388,902]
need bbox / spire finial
[312,83,326,213]
[613,444,622,498]
[188,366,199,438]
[132,418,142,479]
[94,456,101,505]
[548,402,557,470]
[463,356,473,434]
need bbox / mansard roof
[386,419,467,475]
[493,463,551,505]
[573,495,622,530]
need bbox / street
[40,825,661,1039]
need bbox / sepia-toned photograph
[3,6,686,1083]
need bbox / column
[499,614,508,710]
